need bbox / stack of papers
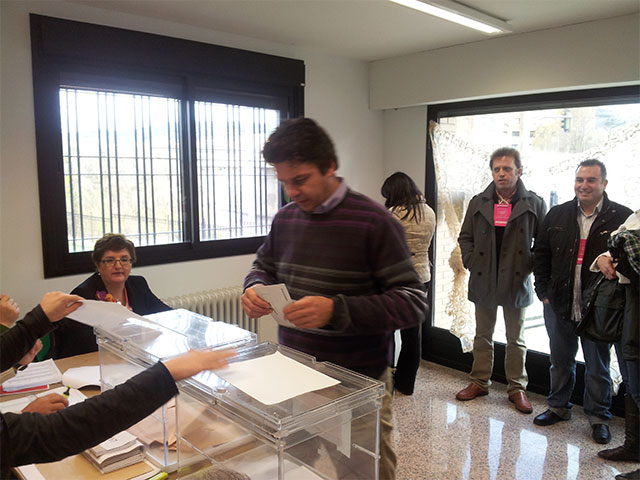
[82,431,144,473]
[1,359,62,394]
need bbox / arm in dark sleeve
[458,205,475,270]
[0,306,53,372]
[244,232,278,289]
[3,362,178,469]
[533,216,553,301]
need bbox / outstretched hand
[163,348,235,382]
[0,294,20,328]
[39,292,84,322]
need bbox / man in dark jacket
[532,159,632,445]
[456,147,546,414]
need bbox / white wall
[370,14,640,109]
[0,1,384,313]
[377,14,639,208]
[382,107,428,191]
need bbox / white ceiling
[71,0,639,62]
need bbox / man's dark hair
[576,159,607,181]
[489,147,521,169]
[262,117,338,173]
[91,233,137,266]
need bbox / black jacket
[532,193,632,322]
[53,273,171,359]
[1,362,177,476]
[1,306,53,372]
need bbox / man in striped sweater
[242,117,426,479]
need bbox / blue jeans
[543,302,612,425]
[615,342,640,408]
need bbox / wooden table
[3,353,162,480]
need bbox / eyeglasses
[100,257,132,267]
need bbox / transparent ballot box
[175,342,385,480]
[95,308,257,470]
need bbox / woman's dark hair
[262,117,337,173]
[381,172,424,222]
[91,233,137,266]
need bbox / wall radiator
[163,286,257,334]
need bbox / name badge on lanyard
[576,238,587,265]
[494,203,512,227]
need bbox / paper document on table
[0,386,86,413]
[67,299,147,327]
[1,359,62,392]
[62,365,101,389]
[217,351,340,405]
[253,284,295,327]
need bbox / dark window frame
[30,14,304,278]
[423,85,639,416]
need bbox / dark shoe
[509,392,533,414]
[533,409,568,426]
[616,469,640,480]
[592,424,611,444]
[455,383,488,401]
[394,384,414,396]
[598,444,640,462]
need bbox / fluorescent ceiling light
[389,0,512,34]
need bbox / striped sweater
[244,189,426,378]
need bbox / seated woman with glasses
[53,233,171,358]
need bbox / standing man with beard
[532,159,632,445]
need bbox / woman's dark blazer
[53,273,171,358]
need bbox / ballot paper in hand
[253,284,295,327]
[66,299,147,328]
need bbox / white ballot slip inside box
[216,351,340,405]
[253,284,295,328]
[67,299,148,328]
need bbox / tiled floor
[392,361,637,480]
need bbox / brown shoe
[509,392,533,414]
[456,383,488,401]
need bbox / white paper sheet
[66,299,147,327]
[62,365,101,389]
[253,284,295,327]
[217,351,339,405]
[1,359,62,392]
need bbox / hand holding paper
[252,284,295,327]
[282,296,333,329]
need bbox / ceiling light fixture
[389,0,512,34]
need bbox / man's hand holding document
[252,284,295,327]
